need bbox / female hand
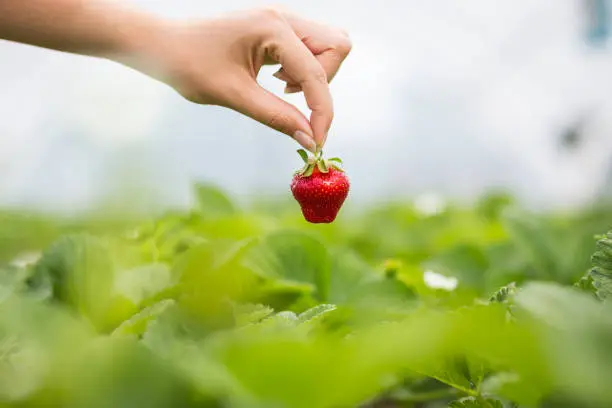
[129,7,352,152]
[0,2,351,152]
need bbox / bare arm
[0,0,159,57]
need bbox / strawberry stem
[295,148,343,176]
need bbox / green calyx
[295,149,344,177]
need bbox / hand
[125,7,352,152]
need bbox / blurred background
[3,0,612,213]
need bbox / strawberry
[290,149,350,224]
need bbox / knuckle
[255,7,290,39]
[308,67,328,85]
[256,6,287,24]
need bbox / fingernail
[293,130,317,153]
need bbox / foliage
[1,188,612,407]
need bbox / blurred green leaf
[574,273,598,298]
[243,230,331,302]
[502,211,558,280]
[488,282,516,304]
[193,183,237,218]
[297,304,336,323]
[66,337,196,408]
[424,244,489,293]
[231,303,274,327]
[112,299,175,337]
[32,234,117,331]
[0,295,92,404]
[515,282,612,406]
[2,186,612,407]
[114,263,175,306]
[448,396,503,408]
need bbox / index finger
[271,30,333,147]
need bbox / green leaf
[591,267,612,300]
[243,231,331,303]
[328,157,343,164]
[0,265,33,301]
[481,372,542,406]
[233,310,302,335]
[32,234,117,332]
[298,304,336,323]
[589,231,612,300]
[348,277,417,310]
[253,279,316,312]
[142,302,214,355]
[232,303,274,327]
[68,337,195,408]
[327,250,377,305]
[174,240,258,327]
[513,282,612,405]
[514,282,599,329]
[111,299,175,337]
[22,265,53,302]
[330,163,344,172]
[0,295,93,402]
[297,149,309,163]
[317,160,329,173]
[489,283,516,304]
[574,273,597,297]
[448,396,503,408]
[114,263,175,307]
[414,356,486,397]
[303,163,315,177]
[424,244,489,293]
[596,237,612,256]
[193,183,236,218]
[592,251,612,270]
[261,311,299,326]
[501,211,558,280]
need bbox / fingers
[226,78,317,152]
[270,31,334,147]
[272,69,301,93]
[272,36,351,94]
[312,48,349,83]
[277,12,352,94]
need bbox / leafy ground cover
[1,184,612,407]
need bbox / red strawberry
[291,149,350,223]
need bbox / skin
[0,1,352,152]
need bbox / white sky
[2,0,612,212]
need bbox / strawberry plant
[0,186,611,407]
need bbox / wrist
[104,10,170,70]
[110,17,213,99]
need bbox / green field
[1,184,612,408]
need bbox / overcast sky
[2,0,612,213]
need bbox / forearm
[0,0,160,58]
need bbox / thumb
[226,80,317,152]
